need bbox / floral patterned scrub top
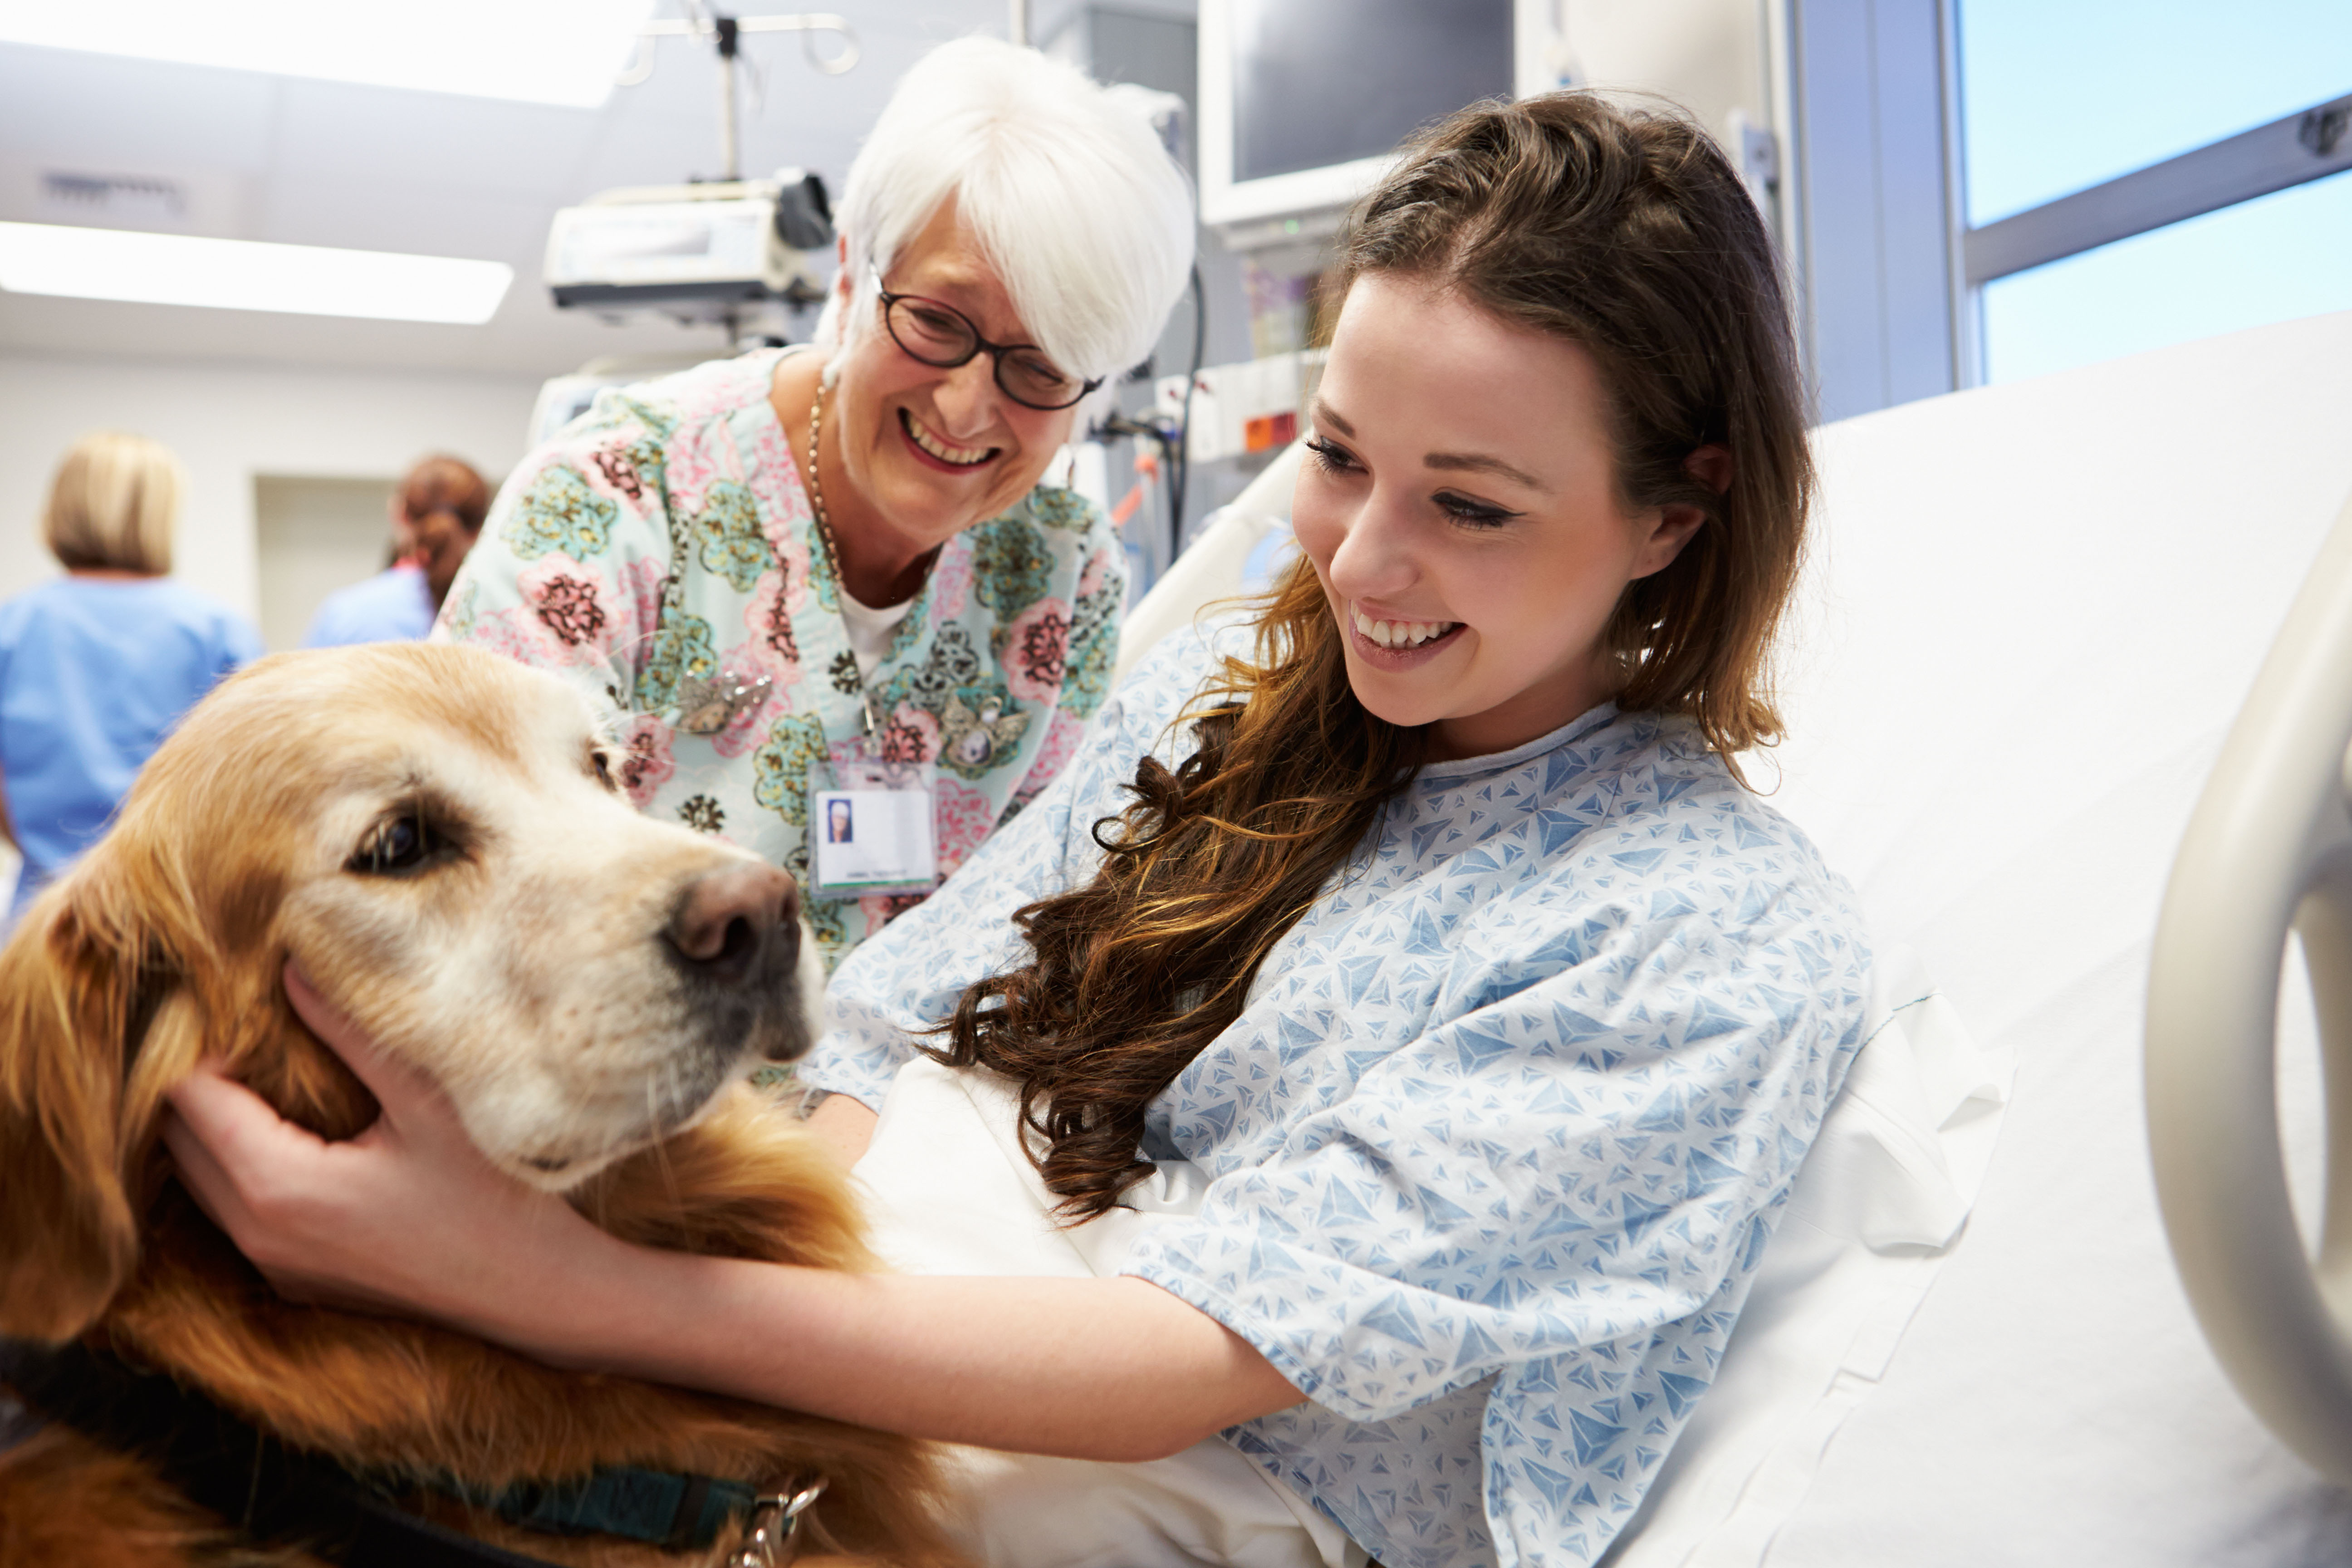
[436,348,1126,962]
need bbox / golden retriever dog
[0,643,961,1568]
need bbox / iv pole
[618,7,860,182]
[612,6,858,343]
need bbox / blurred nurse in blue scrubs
[0,431,262,926]
[303,455,490,647]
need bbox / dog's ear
[0,866,176,1342]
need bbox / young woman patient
[167,93,1868,1568]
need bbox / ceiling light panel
[0,222,514,323]
[0,0,659,108]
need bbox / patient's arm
[553,1247,1298,1461]
[164,970,1299,1462]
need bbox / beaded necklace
[805,385,880,740]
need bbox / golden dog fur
[0,643,961,1568]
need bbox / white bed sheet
[1739,309,2352,1563]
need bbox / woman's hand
[162,962,621,1346]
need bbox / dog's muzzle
[664,862,808,1063]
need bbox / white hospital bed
[1119,308,2352,1564]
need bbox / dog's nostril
[666,862,792,975]
[713,915,756,968]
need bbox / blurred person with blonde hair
[304,454,492,647]
[0,431,261,925]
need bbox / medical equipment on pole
[543,7,853,333]
[543,172,833,322]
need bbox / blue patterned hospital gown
[804,626,1872,1568]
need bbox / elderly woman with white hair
[440,37,1195,963]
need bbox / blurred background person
[0,431,262,926]
[304,455,491,648]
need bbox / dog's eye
[590,747,617,791]
[349,814,444,877]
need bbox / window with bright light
[1959,0,2352,383]
[1980,172,2352,386]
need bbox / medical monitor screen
[1230,0,1513,185]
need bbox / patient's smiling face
[1293,272,1706,761]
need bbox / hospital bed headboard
[2150,483,2352,1485]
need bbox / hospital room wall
[0,353,539,623]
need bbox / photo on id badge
[812,760,938,896]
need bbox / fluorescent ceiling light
[0,0,658,108]
[0,223,514,324]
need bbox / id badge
[810,758,938,897]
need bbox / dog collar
[446,1466,757,1549]
[0,1337,817,1565]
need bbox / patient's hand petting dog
[0,644,961,1567]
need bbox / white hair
[815,36,1196,394]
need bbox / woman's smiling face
[1293,272,1706,761]
[829,198,1083,569]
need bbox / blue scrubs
[0,576,262,923]
[302,562,436,647]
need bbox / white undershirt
[838,585,918,681]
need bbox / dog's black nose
[666,863,797,985]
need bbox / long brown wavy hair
[937,91,1814,1219]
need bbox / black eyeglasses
[872,268,1102,411]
